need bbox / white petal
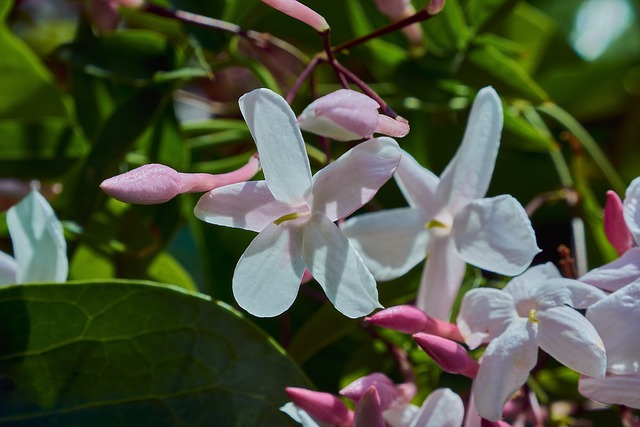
[0,251,17,286]
[311,137,401,221]
[280,402,329,427]
[532,278,605,311]
[384,404,420,427]
[473,319,538,421]
[436,87,503,214]
[416,236,467,320]
[239,88,312,204]
[503,262,562,303]
[341,208,430,281]
[452,195,540,276]
[579,373,640,409]
[587,280,640,375]
[302,214,382,318]
[409,388,464,427]
[580,247,640,292]
[537,306,606,378]
[7,190,68,283]
[394,149,440,216]
[194,181,297,232]
[456,288,516,349]
[233,221,306,317]
[623,176,640,242]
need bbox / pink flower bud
[298,90,409,141]
[481,420,512,427]
[353,386,386,427]
[285,387,353,426]
[604,190,633,255]
[366,305,463,342]
[261,0,329,32]
[340,373,397,409]
[413,333,479,379]
[101,154,260,204]
[374,0,409,19]
[87,0,144,33]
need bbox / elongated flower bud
[101,154,260,204]
[297,90,409,141]
[353,386,385,427]
[366,305,463,342]
[285,387,354,426]
[340,373,397,409]
[413,333,479,379]
[604,190,633,255]
[261,0,329,32]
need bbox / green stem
[537,103,625,194]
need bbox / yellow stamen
[426,219,447,229]
[528,309,539,323]
[274,212,302,225]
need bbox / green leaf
[422,0,470,53]
[168,0,228,52]
[148,253,198,291]
[465,0,520,33]
[0,281,309,425]
[502,105,554,152]
[57,30,177,83]
[0,1,68,119]
[465,42,549,103]
[0,119,88,179]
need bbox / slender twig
[333,6,439,54]
[320,30,349,89]
[333,61,399,118]
[286,56,320,103]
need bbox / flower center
[528,309,539,323]
[425,212,453,237]
[273,210,311,225]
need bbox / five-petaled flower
[457,263,607,421]
[342,87,540,320]
[194,88,401,318]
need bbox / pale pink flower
[579,279,640,408]
[342,87,540,319]
[297,90,409,141]
[194,88,401,318]
[365,305,463,341]
[457,263,607,421]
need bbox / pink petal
[580,247,640,292]
[413,333,479,379]
[297,89,380,141]
[340,373,398,410]
[436,87,503,215]
[262,0,330,32]
[456,288,516,349]
[394,149,440,216]
[239,88,312,205]
[311,137,401,222]
[286,387,353,425]
[416,236,467,320]
[353,386,386,427]
[452,195,540,276]
[232,221,306,317]
[194,181,298,233]
[473,319,538,421]
[604,190,633,255]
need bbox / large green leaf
[0,0,68,119]
[0,281,309,426]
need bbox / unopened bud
[340,373,397,410]
[101,154,260,204]
[374,0,409,19]
[88,0,144,32]
[353,386,385,427]
[366,305,463,341]
[604,190,632,255]
[261,0,329,32]
[285,387,353,426]
[298,90,409,141]
[413,333,479,379]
